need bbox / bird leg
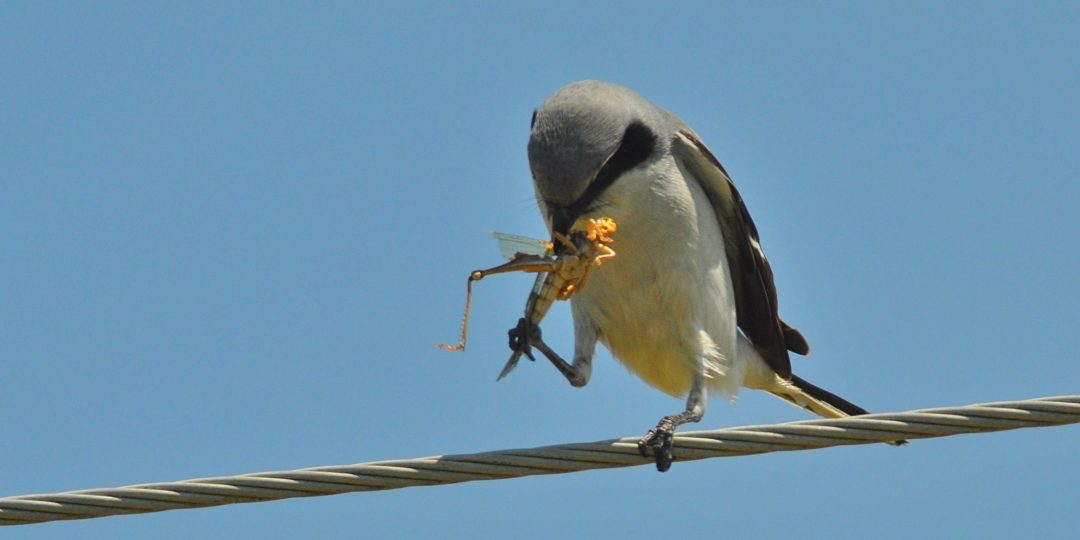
[506,318,588,387]
[638,376,707,472]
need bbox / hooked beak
[547,203,574,238]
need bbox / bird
[522,80,901,472]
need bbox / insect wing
[490,231,551,260]
[490,231,551,306]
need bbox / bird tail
[769,375,907,446]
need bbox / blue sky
[3,2,1078,538]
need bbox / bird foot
[637,418,677,472]
[506,318,537,362]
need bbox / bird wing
[671,129,808,379]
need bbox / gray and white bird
[523,80,897,471]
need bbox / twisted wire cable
[2,395,1077,526]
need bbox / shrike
[523,80,899,471]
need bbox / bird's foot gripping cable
[638,408,705,472]
[638,419,678,472]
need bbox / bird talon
[637,423,676,472]
[507,318,536,362]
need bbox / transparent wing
[490,231,552,301]
[490,231,551,260]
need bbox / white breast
[570,156,746,398]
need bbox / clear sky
[3,2,1078,538]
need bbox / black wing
[671,129,808,379]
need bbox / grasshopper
[440,217,617,379]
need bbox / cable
[2,395,1077,526]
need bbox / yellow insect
[439,217,617,379]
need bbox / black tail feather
[787,375,908,446]
[789,374,870,416]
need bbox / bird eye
[530,109,538,128]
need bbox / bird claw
[507,318,540,361]
[497,318,539,380]
[637,419,676,472]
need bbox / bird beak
[546,203,574,238]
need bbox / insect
[440,217,617,379]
